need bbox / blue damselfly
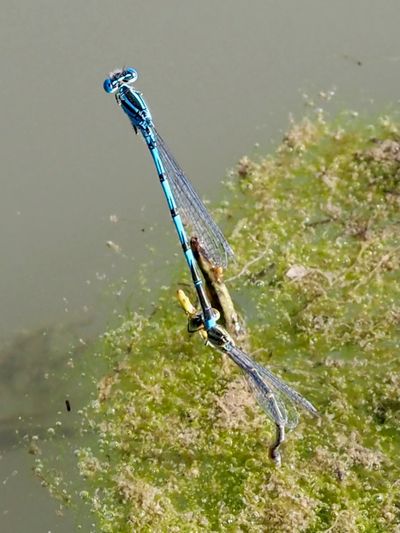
[103,68,233,329]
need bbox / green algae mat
[51,112,400,531]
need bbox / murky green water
[1,1,400,531]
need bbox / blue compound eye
[103,78,115,93]
[124,67,138,83]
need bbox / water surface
[1,1,400,531]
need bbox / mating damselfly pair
[103,67,318,464]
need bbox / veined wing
[154,128,234,269]
[224,343,318,429]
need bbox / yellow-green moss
[76,112,400,531]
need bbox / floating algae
[47,111,400,531]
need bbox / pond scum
[38,110,400,531]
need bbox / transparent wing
[224,343,318,429]
[154,128,234,269]
[247,370,292,427]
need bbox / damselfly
[103,68,233,329]
[177,289,318,465]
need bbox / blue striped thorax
[104,68,154,139]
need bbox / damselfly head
[103,67,138,94]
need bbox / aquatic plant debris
[48,111,400,531]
